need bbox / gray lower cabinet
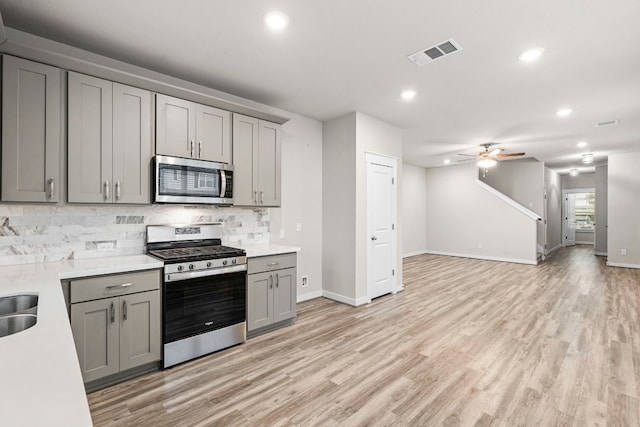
[247,253,296,334]
[156,94,232,163]
[1,55,61,202]
[68,72,152,203]
[232,113,281,207]
[69,270,161,384]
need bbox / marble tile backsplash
[0,205,269,266]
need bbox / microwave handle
[220,170,227,198]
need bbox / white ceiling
[1,0,639,173]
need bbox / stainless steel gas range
[146,223,247,368]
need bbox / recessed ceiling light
[443,159,451,165]
[556,108,573,117]
[570,168,579,177]
[264,11,289,30]
[401,90,417,101]
[519,48,544,62]
[576,141,588,148]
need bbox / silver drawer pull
[122,300,127,321]
[110,301,115,324]
[106,283,133,291]
[266,262,279,266]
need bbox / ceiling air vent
[596,119,618,127]
[407,39,462,66]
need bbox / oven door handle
[165,264,247,282]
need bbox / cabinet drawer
[70,269,161,303]
[248,253,296,274]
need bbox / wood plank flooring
[88,246,640,426]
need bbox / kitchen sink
[0,314,37,338]
[0,294,38,316]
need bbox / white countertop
[237,243,301,258]
[0,255,163,427]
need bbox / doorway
[562,188,595,247]
[366,153,398,300]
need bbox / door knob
[371,236,378,241]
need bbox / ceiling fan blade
[489,148,503,156]
[495,152,525,158]
[457,158,476,162]
[457,153,478,157]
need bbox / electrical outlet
[301,276,309,287]
[97,242,115,252]
[296,223,302,232]
[621,249,627,256]
[279,229,285,239]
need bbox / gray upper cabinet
[232,113,282,207]
[1,55,61,202]
[156,94,231,163]
[68,72,152,204]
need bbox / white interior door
[564,193,576,246]
[366,153,397,300]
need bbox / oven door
[163,267,246,344]
[154,155,233,205]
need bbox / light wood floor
[89,246,640,426]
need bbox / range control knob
[232,259,237,265]
[207,261,212,268]
[189,264,195,270]
[177,265,184,272]
[222,260,228,266]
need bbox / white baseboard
[424,250,537,265]
[575,241,594,245]
[606,262,640,269]
[297,290,322,303]
[595,252,608,256]
[403,250,428,258]
[322,290,370,307]
[546,244,562,255]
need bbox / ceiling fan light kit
[477,158,498,168]
[582,153,594,164]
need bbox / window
[574,192,595,230]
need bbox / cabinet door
[247,271,274,331]
[112,83,152,204]
[68,72,113,203]
[120,290,161,371]
[156,94,195,158]
[1,55,61,202]
[232,114,259,206]
[196,104,231,163]
[273,267,296,323]
[71,298,120,382]
[258,121,282,207]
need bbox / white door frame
[366,152,398,301]
[562,188,595,247]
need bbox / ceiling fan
[458,143,526,168]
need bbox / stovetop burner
[148,245,245,262]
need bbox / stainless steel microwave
[154,155,233,205]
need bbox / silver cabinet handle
[190,140,194,157]
[48,177,55,199]
[275,273,279,287]
[254,190,258,203]
[260,190,264,204]
[115,181,121,201]
[110,301,115,324]
[371,236,378,241]
[106,283,133,291]
[266,262,279,266]
[198,141,202,158]
[122,300,127,321]
[220,171,227,198]
[269,274,273,289]
[104,180,110,201]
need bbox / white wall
[545,167,562,253]
[269,112,323,302]
[322,111,403,305]
[607,153,640,268]
[480,159,545,252]
[425,163,537,264]
[402,163,428,257]
[595,165,608,255]
[322,113,357,299]
[561,172,595,189]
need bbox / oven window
[158,163,220,197]
[164,271,246,343]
